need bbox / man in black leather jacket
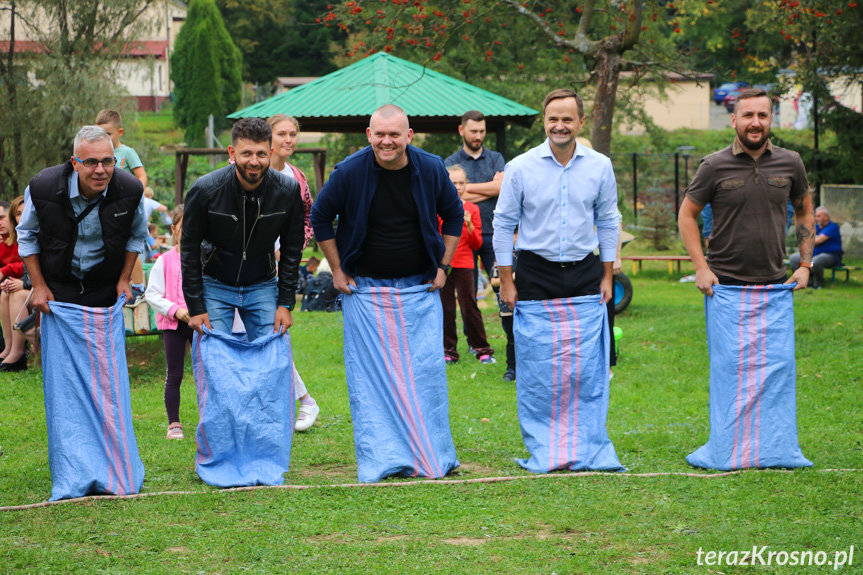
[181,117,305,339]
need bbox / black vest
[28,161,143,287]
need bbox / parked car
[713,81,749,105]
[724,89,743,112]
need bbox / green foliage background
[170,0,243,146]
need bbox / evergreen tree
[171,0,242,146]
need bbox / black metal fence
[610,152,704,225]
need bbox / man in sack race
[678,87,814,470]
[17,125,149,500]
[310,104,464,483]
[493,89,624,474]
[181,117,306,487]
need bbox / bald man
[310,104,463,482]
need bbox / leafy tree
[171,0,242,146]
[0,0,155,198]
[217,0,344,87]
[326,0,690,155]
[673,0,792,84]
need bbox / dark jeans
[501,314,515,370]
[164,322,194,424]
[515,251,604,300]
[441,268,493,361]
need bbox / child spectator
[0,200,23,283]
[145,223,159,262]
[145,205,192,440]
[441,165,495,365]
[143,187,171,225]
[0,196,29,372]
[95,109,148,188]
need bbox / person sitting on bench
[789,206,842,289]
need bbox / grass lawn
[1,271,861,573]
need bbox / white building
[0,0,187,112]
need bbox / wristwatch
[438,263,452,274]
[799,262,813,269]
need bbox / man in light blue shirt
[492,89,623,474]
[17,126,148,311]
[493,89,619,305]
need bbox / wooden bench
[622,255,692,275]
[830,266,861,283]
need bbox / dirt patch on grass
[448,462,504,477]
[292,464,355,479]
[443,537,489,546]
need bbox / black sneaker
[503,368,516,382]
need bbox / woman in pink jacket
[267,114,320,432]
[145,205,192,440]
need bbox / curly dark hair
[231,117,272,146]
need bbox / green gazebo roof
[227,53,538,134]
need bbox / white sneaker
[295,402,320,432]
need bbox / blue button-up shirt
[17,173,148,279]
[493,139,619,266]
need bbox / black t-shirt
[356,164,428,279]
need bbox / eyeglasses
[74,156,117,168]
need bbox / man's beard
[237,161,268,185]
[738,127,770,150]
[463,135,483,152]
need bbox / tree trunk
[589,46,622,157]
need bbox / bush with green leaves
[170,0,242,146]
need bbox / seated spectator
[144,223,159,262]
[301,257,338,312]
[0,197,32,371]
[789,206,842,289]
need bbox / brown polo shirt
[685,139,809,283]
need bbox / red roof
[0,39,168,58]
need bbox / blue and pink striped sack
[514,295,623,474]
[41,297,145,501]
[193,328,295,487]
[687,284,812,470]
[341,285,459,483]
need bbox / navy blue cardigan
[310,144,464,281]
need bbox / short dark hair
[461,110,485,125]
[733,88,772,114]
[542,89,584,119]
[231,117,272,146]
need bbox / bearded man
[181,117,305,339]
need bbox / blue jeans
[354,273,426,289]
[202,276,278,340]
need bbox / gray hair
[815,206,830,216]
[74,125,113,155]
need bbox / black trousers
[47,280,118,307]
[515,251,615,366]
[514,251,603,300]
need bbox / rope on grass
[1,468,859,513]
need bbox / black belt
[520,250,583,268]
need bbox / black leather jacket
[181,165,305,316]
